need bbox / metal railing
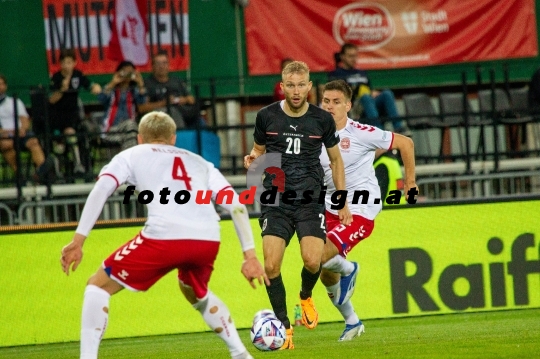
[0,202,15,226]
[417,170,540,201]
[17,195,146,225]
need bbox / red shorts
[103,232,220,299]
[326,211,375,257]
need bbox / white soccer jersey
[320,119,394,220]
[0,96,28,130]
[99,144,232,241]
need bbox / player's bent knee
[320,269,339,287]
[87,268,123,295]
[264,262,281,278]
[304,262,321,274]
[301,255,322,273]
[321,240,339,264]
[179,281,198,304]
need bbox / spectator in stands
[373,149,407,205]
[0,74,53,183]
[273,58,317,105]
[139,51,203,129]
[97,61,146,150]
[328,43,411,136]
[49,49,101,175]
[529,67,540,110]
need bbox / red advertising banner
[43,0,190,75]
[244,0,538,75]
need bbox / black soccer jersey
[50,70,92,114]
[253,102,339,195]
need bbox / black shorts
[51,111,81,133]
[259,203,326,246]
[1,132,38,147]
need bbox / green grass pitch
[1,309,539,359]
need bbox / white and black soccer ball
[252,309,276,326]
[250,313,286,351]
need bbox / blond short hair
[282,61,310,80]
[138,111,177,143]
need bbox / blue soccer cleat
[337,262,359,305]
[338,321,365,342]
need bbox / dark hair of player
[323,79,353,101]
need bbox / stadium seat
[438,92,485,162]
[478,88,532,157]
[508,86,540,152]
[174,130,221,168]
[402,93,446,162]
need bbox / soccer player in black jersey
[244,61,352,349]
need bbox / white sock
[325,282,359,324]
[193,291,247,358]
[336,301,360,325]
[323,255,355,276]
[80,285,110,359]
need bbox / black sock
[265,274,290,329]
[300,265,322,300]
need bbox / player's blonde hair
[138,111,177,143]
[282,61,310,81]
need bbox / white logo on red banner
[332,2,395,50]
[401,12,418,35]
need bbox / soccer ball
[252,309,276,326]
[250,311,286,351]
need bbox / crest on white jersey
[340,137,351,150]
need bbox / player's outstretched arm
[60,175,118,276]
[326,144,352,225]
[244,143,266,169]
[391,133,418,198]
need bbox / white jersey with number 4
[99,144,232,241]
[320,119,394,220]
